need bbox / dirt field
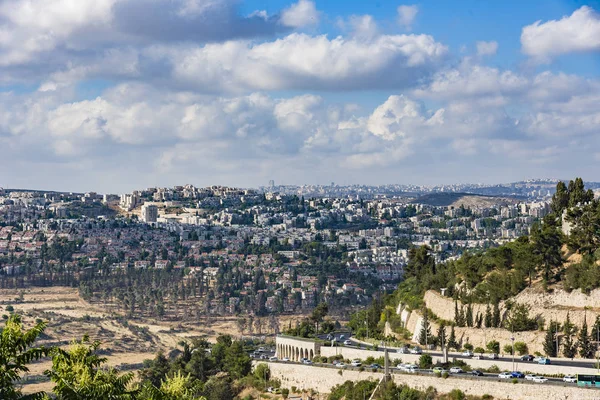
[0,286,308,394]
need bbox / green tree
[138,371,202,400]
[484,304,492,328]
[492,302,501,328]
[447,326,458,350]
[562,313,578,359]
[514,342,528,356]
[551,181,570,215]
[418,309,432,346]
[503,303,537,332]
[530,216,564,285]
[46,338,137,400]
[465,304,473,328]
[578,316,594,358]
[140,351,171,388]
[222,341,251,379]
[436,324,447,350]
[0,315,49,400]
[543,320,560,357]
[486,340,500,354]
[418,354,433,369]
[310,302,329,333]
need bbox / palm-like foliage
[45,337,137,400]
[0,314,48,400]
[138,371,204,400]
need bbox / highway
[262,359,585,389]
[340,337,599,370]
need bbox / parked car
[471,370,484,376]
[486,353,499,359]
[563,375,576,383]
[410,347,423,354]
[538,357,551,365]
[343,340,352,346]
[432,367,447,374]
[281,357,289,362]
[449,367,464,374]
[472,355,482,360]
[510,371,524,378]
[520,354,534,361]
[524,374,536,381]
[351,360,362,367]
[369,364,381,369]
[269,356,278,361]
[498,372,512,379]
[336,362,346,368]
[302,359,312,365]
[258,347,265,352]
[461,350,474,357]
[398,347,410,354]
[532,356,543,363]
[533,376,548,383]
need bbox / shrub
[291,386,297,393]
[418,354,433,369]
[514,342,528,355]
[463,343,474,351]
[442,372,449,379]
[488,365,500,373]
[448,389,465,400]
[511,378,518,384]
[5,305,14,312]
[503,344,513,355]
[486,340,500,354]
[281,388,289,399]
[474,347,485,354]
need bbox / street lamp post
[511,336,515,372]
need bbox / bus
[577,374,600,387]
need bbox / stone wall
[267,362,598,400]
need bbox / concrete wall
[267,362,599,400]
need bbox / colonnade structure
[275,335,321,362]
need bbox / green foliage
[503,303,538,332]
[418,354,433,369]
[544,320,561,357]
[46,337,137,400]
[514,342,528,355]
[486,341,500,354]
[562,313,578,358]
[0,314,49,400]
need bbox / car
[471,370,484,376]
[498,372,512,379]
[302,359,312,365]
[396,363,406,370]
[269,356,278,361]
[461,350,474,357]
[343,340,352,346]
[336,362,346,368]
[339,335,345,340]
[326,334,334,341]
[281,357,289,362]
[533,376,548,383]
[369,363,381,369]
[351,360,362,367]
[524,374,536,381]
[432,367,447,374]
[510,371,524,379]
[398,347,410,354]
[563,375,576,383]
[538,357,551,365]
[520,354,534,362]
[267,387,274,393]
[449,367,464,374]
[260,355,268,359]
[486,353,499,359]
[472,355,482,360]
[410,347,423,354]
[258,347,265,352]
[300,357,308,363]
[532,356,543,363]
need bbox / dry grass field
[0,286,307,394]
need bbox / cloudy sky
[0,0,599,193]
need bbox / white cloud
[280,0,320,28]
[397,5,418,30]
[168,33,447,92]
[347,15,378,40]
[521,6,600,60]
[476,40,498,56]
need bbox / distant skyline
[1,0,600,193]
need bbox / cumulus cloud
[397,5,419,30]
[521,6,600,60]
[476,41,498,56]
[280,0,320,28]
[167,33,448,92]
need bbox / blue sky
[0,0,599,192]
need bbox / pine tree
[456,306,466,327]
[592,315,600,353]
[578,316,594,358]
[543,320,560,357]
[562,313,578,358]
[448,326,458,350]
[466,304,473,328]
[484,303,492,328]
[454,300,460,325]
[419,310,432,346]
[492,302,501,327]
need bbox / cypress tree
[492,302,501,327]
[466,304,473,327]
[484,303,492,328]
[563,313,578,358]
[578,316,593,358]
[543,320,560,357]
[437,323,447,350]
[448,326,458,350]
[419,309,432,346]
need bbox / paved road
[263,359,586,389]
[345,338,598,370]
